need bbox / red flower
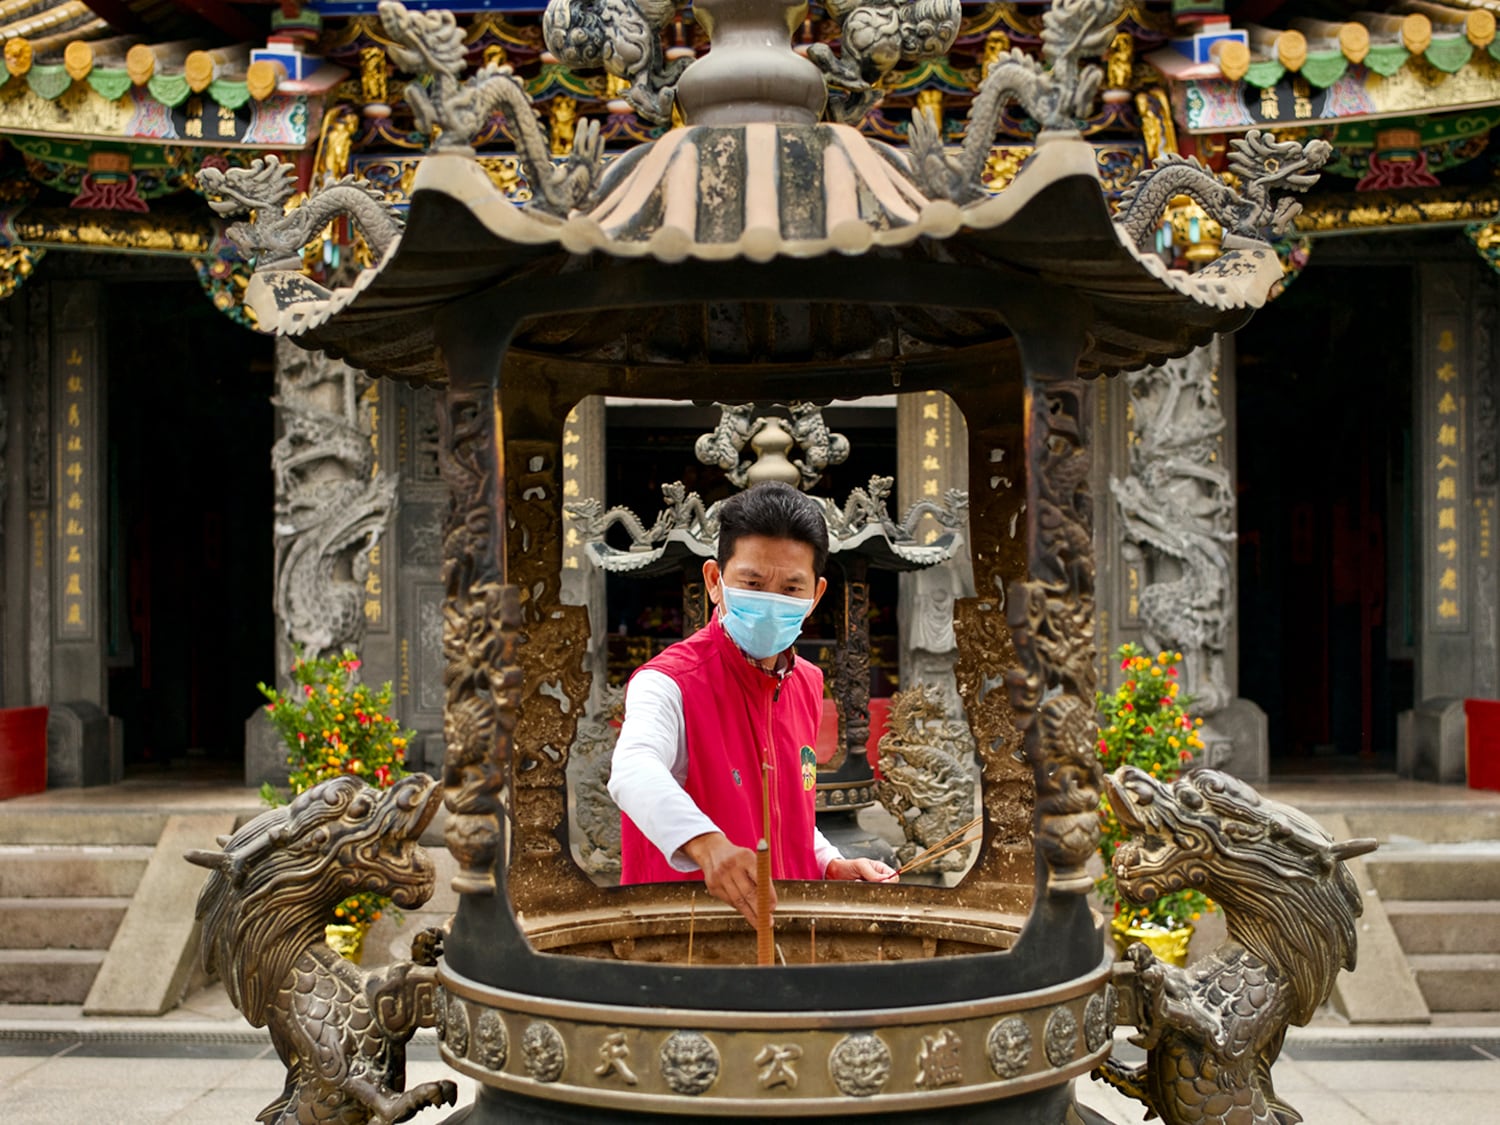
[1160,698,1172,707]
[297,732,307,743]
[1124,681,1136,691]
[1120,658,1131,670]
[1121,703,1133,712]
[1180,750,1192,761]
[1097,739,1107,752]
[1143,726,1154,735]
[375,765,391,786]
[1167,667,1178,677]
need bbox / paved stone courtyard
[1,983,1497,1125]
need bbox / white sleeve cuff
[813,827,843,877]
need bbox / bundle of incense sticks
[756,838,773,966]
[897,814,983,875]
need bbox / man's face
[704,535,828,611]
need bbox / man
[609,481,897,924]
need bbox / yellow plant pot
[1110,915,1194,967]
[325,922,370,964]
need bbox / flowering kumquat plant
[258,647,415,928]
[1096,643,1216,932]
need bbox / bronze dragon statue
[1096,766,1377,1125]
[186,774,455,1125]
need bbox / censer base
[444,1078,1116,1123]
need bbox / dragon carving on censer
[186,775,455,1125]
[1096,766,1378,1125]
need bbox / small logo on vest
[732,768,742,787]
[800,746,817,791]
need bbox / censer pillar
[1006,306,1106,898]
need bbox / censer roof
[234,0,1322,391]
[247,133,1283,387]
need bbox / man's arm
[608,671,717,871]
[609,671,770,923]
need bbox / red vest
[619,615,826,884]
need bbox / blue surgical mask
[718,584,813,660]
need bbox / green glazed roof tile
[209,80,250,110]
[1299,51,1349,89]
[87,68,132,102]
[1364,43,1410,77]
[1245,59,1285,88]
[147,72,190,107]
[27,65,71,101]
[1425,36,1474,73]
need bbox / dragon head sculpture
[188,774,443,1028]
[1106,765,1376,1024]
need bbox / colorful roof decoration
[0,0,1496,294]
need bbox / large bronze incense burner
[188,0,1363,1121]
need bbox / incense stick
[898,832,981,875]
[757,759,775,967]
[809,918,817,965]
[923,815,982,858]
[687,892,696,966]
[755,838,773,966]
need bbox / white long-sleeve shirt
[608,668,843,874]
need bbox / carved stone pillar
[1399,263,1500,781]
[247,341,398,786]
[1007,317,1103,898]
[268,340,396,672]
[438,384,522,896]
[896,390,975,704]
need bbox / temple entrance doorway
[105,280,276,773]
[1234,264,1414,772]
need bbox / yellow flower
[335,713,344,721]
[1191,911,1201,921]
[1195,718,1204,727]
[1168,736,1180,749]
[1168,682,1179,696]
[1150,667,1163,677]
[1157,652,1170,664]
[1174,652,1183,661]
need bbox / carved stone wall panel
[897,391,975,701]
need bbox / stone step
[0,948,106,1004]
[0,897,130,950]
[1345,809,1500,845]
[1364,848,1500,901]
[1407,953,1500,1012]
[1386,900,1500,955]
[0,846,152,898]
[0,811,166,847]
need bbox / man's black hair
[717,481,829,579]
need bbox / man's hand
[681,832,775,925]
[825,857,899,883]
